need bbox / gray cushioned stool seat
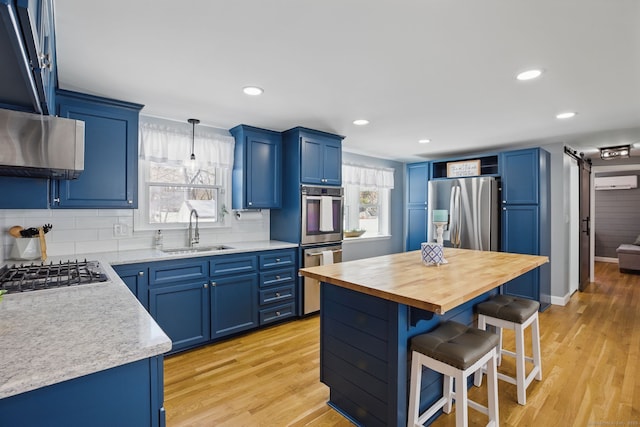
[476,295,540,324]
[410,321,499,370]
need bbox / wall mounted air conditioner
[594,175,638,190]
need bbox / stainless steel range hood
[0,108,84,179]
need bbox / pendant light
[188,118,200,162]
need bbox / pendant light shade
[188,118,200,161]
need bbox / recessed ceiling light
[418,139,431,144]
[516,69,543,81]
[556,112,577,119]
[353,119,369,126]
[243,86,263,96]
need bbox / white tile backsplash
[0,208,271,263]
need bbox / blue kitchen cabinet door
[230,125,282,209]
[210,272,258,339]
[500,148,540,205]
[0,0,56,114]
[0,356,165,427]
[501,204,540,300]
[150,280,210,353]
[406,206,428,251]
[300,132,343,185]
[405,162,429,250]
[112,263,150,310]
[15,0,56,114]
[406,162,429,205]
[0,176,49,208]
[54,90,142,208]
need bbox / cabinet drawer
[259,284,295,306]
[149,260,209,286]
[259,250,295,270]
[259,302,296,325]
[210,255,257,276]
[259,267,295,288]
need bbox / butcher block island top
[299,248,548,314]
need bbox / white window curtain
[139,117,235,168]
[342,164,395,189]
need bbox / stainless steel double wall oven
[300,185,343,314]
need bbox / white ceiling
[54,0,640,162]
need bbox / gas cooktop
[0,260,109,294]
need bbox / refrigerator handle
[477,179,485,251]
[449,186,456,235]
[450,186,461,247]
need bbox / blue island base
[320,283,497,427]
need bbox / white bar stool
[473,295,542,405]
[408,321,500,427]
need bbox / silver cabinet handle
[128,200,133,204]
[210,281,216,287]
[275,258,281,262]
[275,311,281,316]
[275,292,281,297]
[204,283,208,288]
[248,202,253,206]
[275,275,281,280]
[138,271,144,276]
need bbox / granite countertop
[0,262,171,399]
[299,247,548,314]
[0,240,297,400]
[89,240,299,266]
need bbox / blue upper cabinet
[407,162,429,205]
[229,125,282,209]
[291,127,343,186]
[500,148,540,205]
[0,0,56,114]
[54,90,143,208]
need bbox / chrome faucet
[188,209,199,247]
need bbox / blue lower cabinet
[112,263,149,310]
[210,273,258,338]
[503,269,540,301]
[0,356,165,427]
[258,251,297,325]
[150,280,210,353]
[501,204,540,301]
[141,249,297,353]
[259,302,296,325]
[406,206,428,251]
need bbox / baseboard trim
[595,256,618,263]
[551,293,571,306]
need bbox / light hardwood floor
[164,262,640,426]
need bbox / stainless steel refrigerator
[427,177,500,251]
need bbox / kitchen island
[299,248,548,427]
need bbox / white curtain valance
[342,164,395,189]
[139,117,235,169]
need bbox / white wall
[0,208,269,263]
[341,151,405,262]
[542,143,572,305]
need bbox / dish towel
[319,196,334,232]
[321,250,334,266]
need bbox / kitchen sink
[161,245,234,255]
